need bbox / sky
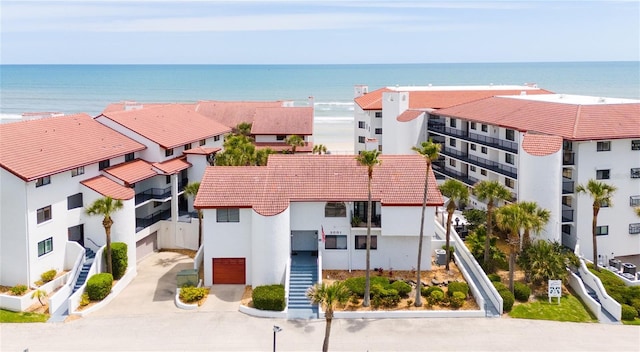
[1,0,639,64]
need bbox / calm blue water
[1,62,638,118]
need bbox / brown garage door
[212,258,246,284]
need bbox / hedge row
[86,273,113,301]
[252,285,285,311]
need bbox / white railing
[577,259,621,321]
[568,271,604,321]
[67,246,105,313]
[48,242,85,314]
[317,250,323,285]
[193,244,204,271]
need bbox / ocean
[1,62,639,152]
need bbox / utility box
[622,263,636,276]
[609,258,622,270]
[435,249,447,266]
[177,269,198,287]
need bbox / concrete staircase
[287,264,318,319]
[73,248,96,293]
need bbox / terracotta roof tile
[183,146,222,155]
[251,107,314,135]
[254,142,314,153]
[521,133,563,156]
[0,114,145,181]
[99,104,231,149]
[195,155,444,216]
[103,159,156,185]
[436,96,640,141]
[152,157,192,175]
[194,101,284,129]
[397,110,424,122]
[81,176,135,200]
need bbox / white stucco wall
[251,208,291,287]
[381,91,413,154]
[0,169,29,286]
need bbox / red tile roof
[98,104,231,149]
[102,102,179,113]
[521,133,563,156]
[396,110,424,122]
[183,146,222,155]
[251,107,314,135]
[355,87,554,110]
[254,142,314,153]
[435,96,640,141]
[152,157,192,175]
[194,101,284,129]
[0,114,145,181]
[195,155,444,216]
[103,159,156,185]
[81,176,135,200]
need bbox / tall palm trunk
[592,207,600,271]
[509,239,516,293]
[415,164,429,307]
[322,311,333,352]
[445,209,453,271]
[363,172,372,307]
[103,217,114,275]
[483,202,494,267]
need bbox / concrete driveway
[90,251,245,316]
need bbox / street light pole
[273,325,282,352]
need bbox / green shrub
[631,298,640,316]
[86,273,113,301]
[343,276,389,297]
[450,291,466,309]
[80,293,90,306]
[110,242,128,280]
[179,286,208,303]
[498,288,515,313]
[621,304,639,321]
[41,269,57,283]
[488,274,501,282]
[492,281,508,292]
[371,284,400,308]
[390,280,411,297]
[447,281,469,298]
[513,282,531,302]
[10,284,28,296]
[252,285,285,311]
[421,285,443,297]
[428,290,445,306]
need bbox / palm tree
[636,207,640,217]
[473,180,512,269]
[183,182,202,247]
[255,148,274,166]
[576,179,617,271]
[86,196,124,275]
[355,149,381,307]
[233,122,253,138]
[306,281,350,352]
[313,144,328,155]
[439,179,469,271]
[412,140,440,307]
[285,135,305,154]
[518,201,550,251]
[31,289,47,306]
[495,203,525,292]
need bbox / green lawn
[509,294,597,323]
[0,309,48,323]
[622,318,640,325]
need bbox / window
[166,175,171,184]
[596,169,610,180]
[67,193,83,210]
[596,225,608,236]
[631,196,640,207]
[630,223,640,235]
[481,146,487,154]
[165,148,174,157]
[37,205,52,224]
[449,139,456,147]
[481,169,487,176]
[276,135,286,141]
[199,139,206,146]
[214,135,220,142]
[125,153,135,162]
[38,238,53,257]
[325,202,346,217]
[481,124,488,132]
[563,168,573,179]
[375,128,382,135]
[505,129,515,141]
[597,141,611,151]
[632,140,640,151]
[505,153,515,165]
[71,166,84,177]
[216,208,240,222]
[183,143,192,150]
[99,160,110,170]
[355,235,377,250]
[470,144,476,151]
[36,176,50,187]
[631,168,640,179]
[449,119,456,128]
[600,199,609,208]
[375,112,382,118]
[358,136,366,144]
[449,159,456,167]
[378,145,383,152]
[358,121,366,129]
[470,165,476,172]
[504,178,514,189]
[325,235,347,250]
[470,122,477,130]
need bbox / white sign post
[548,280,562,304]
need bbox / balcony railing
[432,164,478,186]
[562,179,574,194]
[563,152,575,166]
[136,209,171,231]
[441,147,517,179]
[135,178,188,205]
[630,195,640,207]
[428,120,518,153]
[562,209,574,223]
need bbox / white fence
[576,259,621,321]
[568,271,604,321]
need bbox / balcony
[562,179,574,194]
[428,119,519,153]
[135,178,188,205]
[136,209,171,231]
[440,147,517,179]
[562,208,574,223]
[630,195,640,207]
[351,203,381,228]
[432,164,478,187]
[563,152,575,166]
